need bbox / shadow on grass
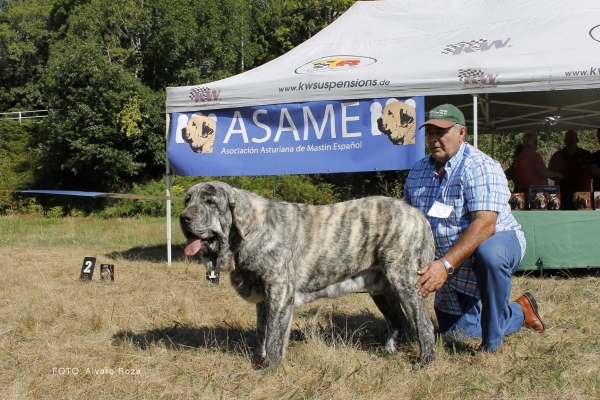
[106,244,186,264]
[112,323,256,357]
[297,308,390,352]
[112,311,470,361]
[111,315,386,356]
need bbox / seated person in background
[504,144,525,193]
[549,130,592,210]
[512,132,562,192]
[590,128,600,194]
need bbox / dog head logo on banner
[175,113,218,154]
[376,99,417,145]
[182,115,217,153]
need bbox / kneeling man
[404,104,545,352]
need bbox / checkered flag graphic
[189,86,210,101]
[442,39,487,54]
[458,69,484,81]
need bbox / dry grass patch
[1,216,599,399]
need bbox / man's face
[564,130,578,152]
[425,124,466,164]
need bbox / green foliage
[94,174,337,218]
[249,0,354,65]
[8,197,44,216]
[69,208,85,217]
[46,205,64,218]
[118,97,147,137]
[0,120,36,212]
[36,34,166,192]
[0,121,35,185]
[0,0,53,111]
[313,170,410,201]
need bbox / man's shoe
[515,292,545,333]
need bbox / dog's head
[182,115,216,153]
[576,194,590,209]
[376,102,416,145]
[509,195,523,210]
[548,194,561,210]
[530,192,547,209]
[179,181,255,271]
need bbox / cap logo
[430,109,448,117]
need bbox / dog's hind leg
[370,289,410,353]
[391,278,436,365]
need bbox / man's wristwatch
[439,257,455,275]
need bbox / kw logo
[189,87,221,103]
[442,38,511,55]
[458,69,499,85]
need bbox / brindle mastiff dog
[180,181,436,367]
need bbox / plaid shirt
[404,142,526,315]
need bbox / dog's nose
[180,212,192,224]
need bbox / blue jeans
[435,230,524,351]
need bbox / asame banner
[167,97,424,176]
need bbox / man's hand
[414,210,497,298]
[415,260,448,298]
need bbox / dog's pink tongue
[184,237,202,256]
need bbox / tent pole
[473,95,478,149]
[165,113,172,267]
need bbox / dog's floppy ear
[225,186,255,240]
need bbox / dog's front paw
[251,348,266,366]
[251,355,265,368]
[383,336,397,354]
[258,355,283,370]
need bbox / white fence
[0,110,48,122]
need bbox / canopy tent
[166,0,600,131]
[164,0,600,264]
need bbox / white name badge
[427,201,453,218]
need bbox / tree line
[0,0,362,213]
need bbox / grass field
[1,216,599,399]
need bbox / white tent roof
[165,0,600,133]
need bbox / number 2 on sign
[83,261,93,273]
[80,257,96,280]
